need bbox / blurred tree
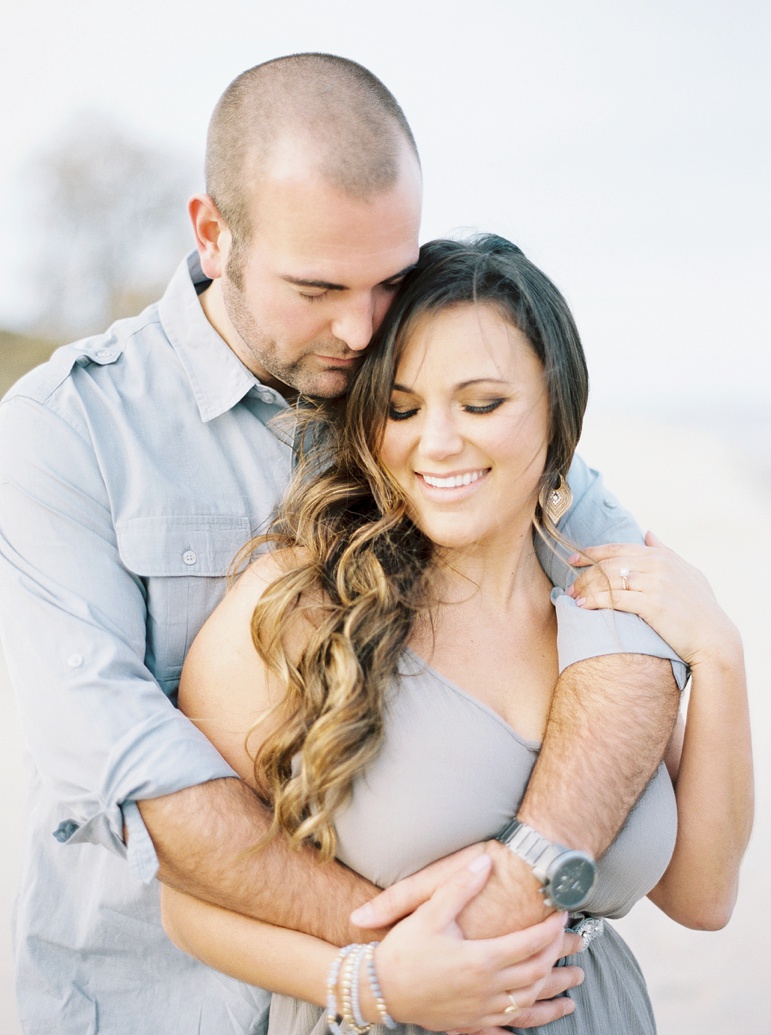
[24,112,197,340]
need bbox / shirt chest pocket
[115,515,253,696]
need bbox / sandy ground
[0,410,768,1034]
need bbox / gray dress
[269,649,678,1035]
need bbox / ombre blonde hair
[248,235,588,858]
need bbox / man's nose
[331,294,376,352]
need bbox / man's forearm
[518,653,680,853]
[138,777,379,944]
[457,653,679,939]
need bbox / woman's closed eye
[463,398,504,414]
[388,403,419,422]
[387,397,506,421]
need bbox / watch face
[550,855,596,910]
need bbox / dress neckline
[402,646,542,752]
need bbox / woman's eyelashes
[387,397,506,421]
[387,404,419,421]
[463,398,505,414]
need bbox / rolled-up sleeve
[538,455,688,690]
[0,395,237,883]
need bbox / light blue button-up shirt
[0,253,682,1034]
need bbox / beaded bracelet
[326,943,373,1035]
[339,947,371,1034]
[350,944,369,1029]
[365,942,397,1030]
[325,940,397,1033]
[326,944,355,1035]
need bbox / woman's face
[379,302,550,553]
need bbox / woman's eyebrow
[392,378,510,392]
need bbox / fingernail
[468,853,491,873]
[567,553,579,564]
[566,584,575,597]
[350,903,374,926]
[575,596,586,607]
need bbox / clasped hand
[354,852,584,1032]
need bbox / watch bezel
[543,850,597,910]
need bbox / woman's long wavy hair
[247,234,589,858]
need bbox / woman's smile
[418,468,490,491]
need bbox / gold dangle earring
[541,474,573,524]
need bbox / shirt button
[183,550,197,565]
[603,497,618,509]
[67,653,84,668]
[53,820,79,843]
[95,349,113,359]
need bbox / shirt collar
[158,252,288,422]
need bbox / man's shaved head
[205,53,420,244]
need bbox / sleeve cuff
[123,799,160,883]
[552,588,689,691]
[51,716,239,883]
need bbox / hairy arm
[456,653,679,937]
[519,654,679,854]
[353,651,679,939]
[139,780,378,943]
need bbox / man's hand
[352,839,550,938]
[457,839,551,937]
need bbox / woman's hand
[371,854,583,1032]
[567,531,741,669]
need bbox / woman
[161,236,752,1033]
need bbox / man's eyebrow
[282,275,346,291]
[282,263,418,293]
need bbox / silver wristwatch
[495,818,596,911]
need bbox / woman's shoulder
[227,547,328,654]
[236,546,312,597]
[179,547,320,726]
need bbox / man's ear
[189,194,231,280]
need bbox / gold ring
[504,992,521,1017]
[619,567,630,591]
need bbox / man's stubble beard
[221,267,356,400]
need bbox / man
[0,54,682,1034]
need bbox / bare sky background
[0,0,769,410]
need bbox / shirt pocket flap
[115,515,252,577]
